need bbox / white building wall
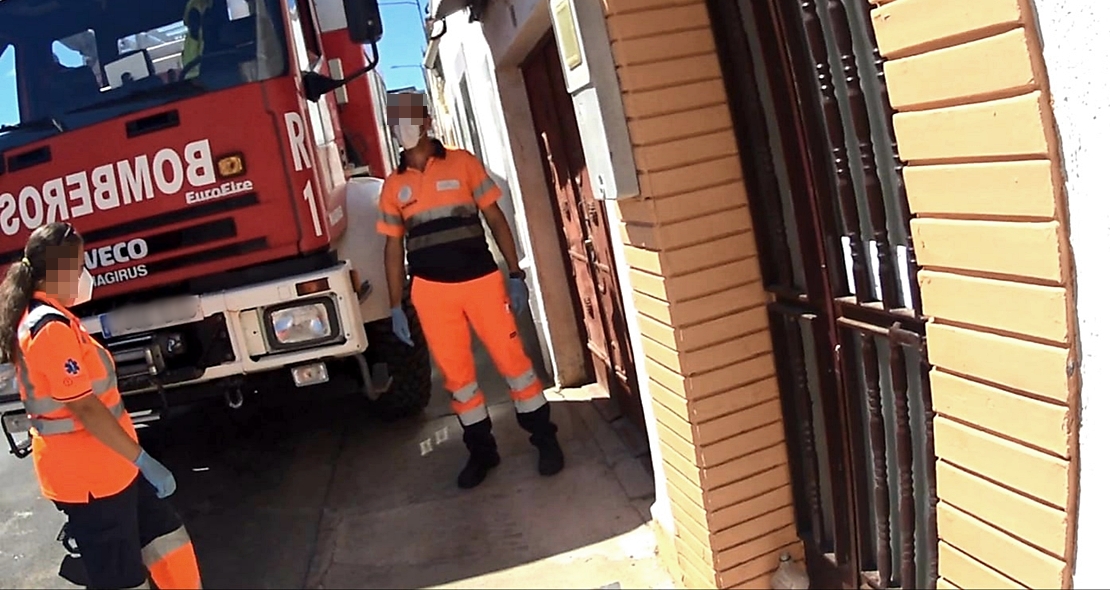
[1032,2,1110,587]
[427,0,672,534]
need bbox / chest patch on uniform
[398,185,413,203]
[64,359,80,375]
[436,179,461,191]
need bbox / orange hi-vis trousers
[411,271,547,426]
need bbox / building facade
[420,0,1109,587]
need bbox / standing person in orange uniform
[0,222,202,590]
[378,92,564,489]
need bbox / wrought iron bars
[855,0,923,315]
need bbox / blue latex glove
[134,449,177,499]
[391,306,414,346]
[508,277,529,315]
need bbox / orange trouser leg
[412,277,489,425]
[135,477,201,589]
[145,534,202,589]
[463,272,547,414]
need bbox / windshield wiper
[68,80,207,116]
[0,116,65,135]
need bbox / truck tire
[363,292,432,421]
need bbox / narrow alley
[0,322,673,589]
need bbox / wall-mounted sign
[551,0,582,71]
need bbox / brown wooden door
[520,34,644,431]
[709,1,940,589]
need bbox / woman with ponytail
[1,222,201,589]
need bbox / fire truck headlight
[263,296,341,351]
[216,153,246,178]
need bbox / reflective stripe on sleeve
[473,177,496,201]
[30,399,125,436]
[379,211,404,227]
[91,347,117,395]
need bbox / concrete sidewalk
[302,395,674,589]
[0,315,674,589]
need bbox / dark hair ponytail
[0,223,83,362]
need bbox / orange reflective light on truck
[295,278,331,296]
[217,153,247,178]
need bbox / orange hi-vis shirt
[17,293,138,503]
[376,140,505,283]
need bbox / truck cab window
[0,0,289,152]
[0,45,16,128]
[294,0,322,59]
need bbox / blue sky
[0,1,427,126]
[376,0,431,92]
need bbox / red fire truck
[0,0,432,455]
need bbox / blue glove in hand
[508,277,529,315]
[134,449,177,499]
[391,306,414,346]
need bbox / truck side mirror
[344,0,384,45]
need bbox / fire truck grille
[102,313,234,394]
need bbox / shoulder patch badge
[64,358,80,375]
[398,185,413,203]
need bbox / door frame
[519,31,647,433]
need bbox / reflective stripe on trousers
[505,369,546,414]
[143,526,203,589]
[451,382,489,426]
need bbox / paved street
[0,327,672,589]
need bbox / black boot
[516,403,564,476]
[457,417,501,489]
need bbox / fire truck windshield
[0,0,289,152]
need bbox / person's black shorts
[53,476,184,589]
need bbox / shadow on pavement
[0,314,651,589]
[145,385,649,589]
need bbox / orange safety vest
[17,293,138,503]
[376,140,503,283]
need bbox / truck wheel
[363,294,432,421]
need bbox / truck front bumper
[87,259,368,393]
[0,261,369,450]
[24,259,365,396]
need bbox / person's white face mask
[396,119,424,150]
[73,268,94,306]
